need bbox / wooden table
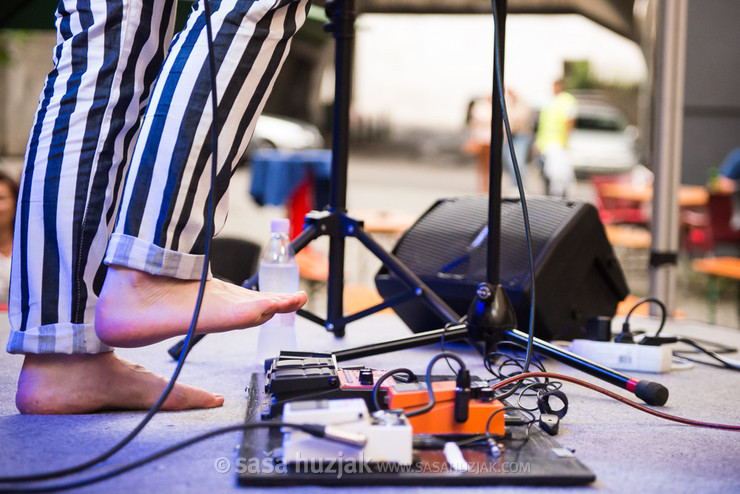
[692,256,740,280]
[349,208,417,236]
[604,224,651,249]
[691,256,740,325]
[599,183,709,208]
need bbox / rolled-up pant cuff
[104,233,208,280]
[6,323,113,354]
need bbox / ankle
[96,266,161,347]
[21,352,107,369]
[102,266,155,295]
[17,353,112,414]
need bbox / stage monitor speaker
[375,195,629,341]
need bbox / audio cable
[490,372,740,431]
[0,422,360,493]
[486,0,537,402]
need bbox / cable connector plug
[454,369,471,423]
[486,437,503,459]
[614,322,636,344]
[639,336,678,346]
[299,424,368,447]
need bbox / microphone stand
[168,0,670,408]
[326,0,667,407]
[168,0,461,360]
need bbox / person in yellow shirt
[535,79,578,197]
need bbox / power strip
[567,339,675,373]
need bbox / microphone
[631,379,669,406]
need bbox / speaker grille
[377,195,629,340]
[393,195,586,286]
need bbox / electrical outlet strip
[567,339,675,373]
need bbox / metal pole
[487,0,506,285]
[649,0,688,316]
[325,0,356,336]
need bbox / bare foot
[95,266,307,348]
[16,352,224,414]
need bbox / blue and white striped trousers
[7,0,310,354]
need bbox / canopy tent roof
[2,0,637,41]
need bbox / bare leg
[16,352,223,414]
[95,266,307,348]
[10,0,310,415]
[14,270,306,414]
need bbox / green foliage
[563,59,640,92]
[0,31,25,67]
[563,60,595,89]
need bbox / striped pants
[7,0,310,354]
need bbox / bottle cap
[270,218,290,234]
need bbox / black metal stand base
[286,210,460,336]
[281,0,459,337]
[168,0,460,360]
[332,282,669,407]
[169,0,669,413]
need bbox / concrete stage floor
[0,149,738,492]
[1,312,739,493]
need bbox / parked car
[240,114,325,164]
[567,100,640,176]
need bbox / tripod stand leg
[277,210,461,337]
[333,325,469,362]
[353,225,460,325]
[168,334,206,361]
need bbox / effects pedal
[265,352,339,394]
[387,381,505,436]
[281,398,413,465]
[262,352,398,418]
[264,352,505,437]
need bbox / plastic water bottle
[257,218,299,362]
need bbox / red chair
[590,174,649,225]
[681,208,713,255]
[683,193,740,256]
[708,193,740,246]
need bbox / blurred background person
[534,79,578,197]
[0,170,19,306]
[717,146,740,230]
[464,89,533,193]
[464,95,494,193]
[501,88,534,190]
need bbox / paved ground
[1,149,737,329]
[220,148,738,330]
[0,281,738,493]
[0,151,738,493]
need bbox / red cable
[491,372,740,431]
